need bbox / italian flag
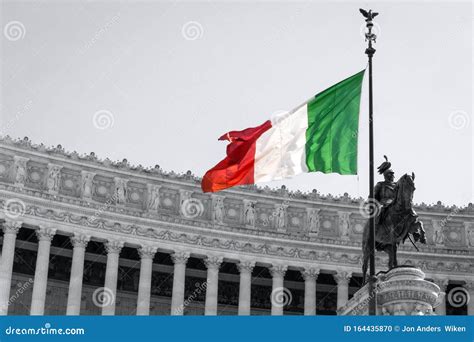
[202,70,365,193]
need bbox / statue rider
[374,156,397,224]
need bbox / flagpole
[360,8,378,316]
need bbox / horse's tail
[361,220,370,284]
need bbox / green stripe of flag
[305,70,365,174]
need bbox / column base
[338,266,441,315]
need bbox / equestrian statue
[362,156,426,283]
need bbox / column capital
[70,233,90,249]
[334,270,352,285]
[105,240,124,254]
[237,260,255,274]
[36,227,56,242]
[301,267,320,281]
[204,256,223,270]
[432,277,449,289]
[171,251,190,265]
[2,220,22,234]
[138,245,157,260]
[270,264,288,278]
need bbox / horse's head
[394,172,416,210]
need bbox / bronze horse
[362,173,426,283]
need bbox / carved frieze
[466,223,474,248]
[0,157,13,181]
[338,211,351,240]
[13,156,28,187]
[243,199,256,227]
[81,171,95,200]
[431,220,445,246]
[146,183,161,213]
[273,202,288,232]
[113,177,128,205]
[0,136,472,275]
[306,207,321,236]
[211,194,225,224]
[46,163,62,194]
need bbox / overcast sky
[1,0,472,206]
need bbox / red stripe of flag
[201,120,272,193]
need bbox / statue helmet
[377,155,394,175]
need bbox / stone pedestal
[338,267,441,315]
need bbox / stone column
[334,270,352,310]
[270,264,288,315]
[170,251,190,315]
[30,227,56,315]
[301,267,319,315]
[66,233,90,315]
[0,220,21,315]
[237,261,255,315]
[433,278,449,315]
[101,240,123,315]
[466,281,474,316]
[204,256,223,315]
[136,246,157,315]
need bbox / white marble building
[0,136,472,316]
